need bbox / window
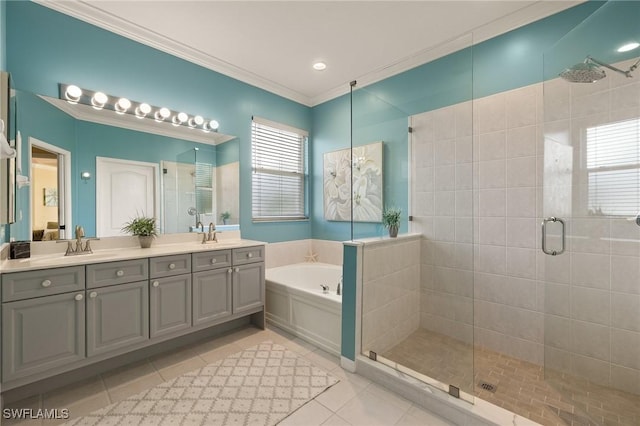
[251,117,308,221]
[586,118,640,216]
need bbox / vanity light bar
[59,84,220,133]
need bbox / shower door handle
[541,217,566,256]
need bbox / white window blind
[587,118,640,216]
[251,117,308,221]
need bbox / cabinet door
[193,268,232,326]
[232,262,265,314]
[2,291,85,382]
[86,280,149,357]
[150,275,192,338]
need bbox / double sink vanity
[0,235,266,393]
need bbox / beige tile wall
[361,236,422,355]
[410,56,640,395]
[265,239,344,269]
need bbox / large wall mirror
[11,90,239,241]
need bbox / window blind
[587,118,640,216]
[251,118,307,221]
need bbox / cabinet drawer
[86,259,148,289]
[2,266,85,302]
[232,246,265,266]
[192,250,232,272]
[150,254,191,278]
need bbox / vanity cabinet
[2,290,86,382]
[86,280,149,357]
[1,267,86,382]
[0,243,265,391]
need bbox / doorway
[29,138,71,240]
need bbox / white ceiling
[40,1,581,106]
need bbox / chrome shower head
[560,55,640,83]
[560,60,606,83]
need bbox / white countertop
[1,238,266,273]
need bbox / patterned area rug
[64,341,339,426]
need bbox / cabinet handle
[247,253,253,258]
[168,263,176,270]
[116,270,124,277]
[227,268,232,274]
[41,279,52,288]
[210,258,217,264]
[235,267,240,273]
[153,281,160,287]
[89,291,97,299]
[75,293,83,301]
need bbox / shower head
[187,207,198,216]
[560,60,606,83]
[560,56,640,83]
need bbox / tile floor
[3,325,454,426]
[382,328,640,426]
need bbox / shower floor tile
[381,328,640,426]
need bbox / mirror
[11,90,239,241]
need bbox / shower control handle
[541,216,566,256]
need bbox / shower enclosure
[354,2,639,425]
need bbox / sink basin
[19,252,118,265]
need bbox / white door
[96,157,159,237]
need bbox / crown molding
[309,1,583,106]
[41,96,236,146]
[35,0,312,106]
[36,0,582,108]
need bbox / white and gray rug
[64,341,339,426]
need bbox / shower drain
[478,381,497,393]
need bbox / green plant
[220,211,231,220]
[121,215,158,237]
[382,207,401,229]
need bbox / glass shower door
[542,2,640,424]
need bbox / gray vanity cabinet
[232,262,265,314]
[192,268,232,326]
[2,291,85,382]
[150,274,192,338]
[86,280,149,357]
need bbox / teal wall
[0,0,6,71]
[5,1,312,243]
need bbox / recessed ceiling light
[618,42,640,53]
[313,62,327,71]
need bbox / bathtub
[265,263,342,355]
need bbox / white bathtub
[265,263,342,355]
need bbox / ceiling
[39,1,581,106]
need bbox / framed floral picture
[323,141,383,222]
[43,188,58,207]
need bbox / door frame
[28,137,72,240]
[95,156,160,237]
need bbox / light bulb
[65,85,82,103]
[91,92,108,110]
[155,107,171,122]
[135,103,151,118]
[173,112,188,126]
[115,98,131,114]
[188,115,204,128]
[207,120,219,131]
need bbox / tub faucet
[337,277,342,296]
[320,284,329,294]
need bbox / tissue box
[10,240,30,259]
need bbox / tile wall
[361,235,421,355]
[265,239,344,269]
[410,56,640,395]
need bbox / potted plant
[382,207,401,238]
[122,215,158,248]
[220,211,231,225]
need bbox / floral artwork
[323,141,383,222]
[43,188,58,207]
